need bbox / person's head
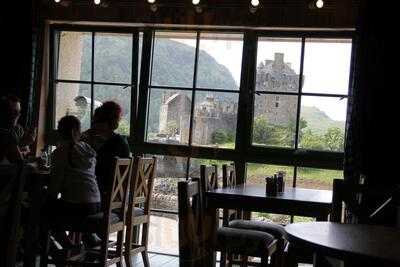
[57,115,81,142]
[0,95,21,127]
[92,101,122,131]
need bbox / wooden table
[285,222,400,266]
[206,184,333,220]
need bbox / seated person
[46,115,101,245]
[81,101,130,194]
[0,95,36,159]
[0,96,23,165]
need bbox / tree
[300,130,325,150]
[323,127,345,151]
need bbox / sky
[175,37,352,122]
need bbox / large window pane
[246,163,294,186]
[55,83,91,131]
[151,155,187,211]
[94,33,133,84]
[148,154,186,255]
[57,31,92,81]
[148,213,178,255]
[299,96,347,152]
[303,39,352,95]
[256,38,302,93]
[146,89,192,145]
[296,167,343,190]
[197,33,243,90]
[93,85,131,136]
[151,31,196,88]
[192,92,238,149]
[253,94,298,148]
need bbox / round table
[285,222,400,265]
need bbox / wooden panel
[38,0,359,28]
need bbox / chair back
[0,162,28,267]
[104,157,132,225]
[222,164,236,188]
[200,164,218,192]
[179,179,215,267]
[221,164,244,226]
[331,179,397,224]
[129,156,156,216]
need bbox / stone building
[157,52,299,145]
[193,95,237,145]
[158,93,191,143]
[254,52,300,125]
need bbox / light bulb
[54,0,61,2]
[148,0,156,3]
[94,0,101,5]
[192,0,200,5]
[316,0,324,8]
[251,0,260,7]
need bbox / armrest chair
[40,157,132,267]
[124,156,156,267]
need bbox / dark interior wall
[0,1,34,126]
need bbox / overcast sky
[176,37,352,122]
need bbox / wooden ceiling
[37,0,360,29]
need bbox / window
[148,155,187,255]
[146,31,243,149]
[50,28,353,254]
[53,30,142,135]
[252,37,351,152]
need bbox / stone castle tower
[254,53,300,125]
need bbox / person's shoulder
[111,133,129,144]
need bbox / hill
[301,106,345,134]
[79,37,238,132]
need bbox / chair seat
[131,207,144,217]
[51,212,121,232]
[216,227,276,257]
[229,219,287,239]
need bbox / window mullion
[188,31,201,147]
[131,31,139,139]
[90,32,95,127]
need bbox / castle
[157,52,300,145]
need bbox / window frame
[48,24,355,255]
[49,25,141,137]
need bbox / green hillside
[79,36,238,132]
[301,106,345,134]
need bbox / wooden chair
[40,157,132,266]
[331,178,397,224]
[179,178,277,267]
[124,156,156,267]
[0,162,28,267]
[221,164,286,267]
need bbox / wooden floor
[36,253,312,267]
[127,253,179,267]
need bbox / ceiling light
[316,0,324,8]
[148,0,156,3]
[192,0,200,5]
[54,0,61,2]
[94,0,101,5]
[251,0,260,7]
